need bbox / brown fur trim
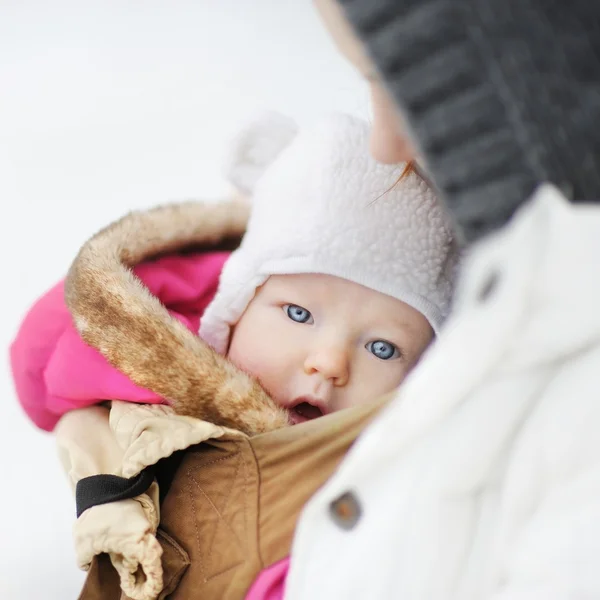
[64,199,290,434]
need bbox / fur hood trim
[64,199,290,435]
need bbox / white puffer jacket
[287,185,600,600]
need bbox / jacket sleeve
[9,251,229,432]
[9,278,165,433]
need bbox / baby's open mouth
[289,400,325,424]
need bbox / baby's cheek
[229,346,283,400]
[230,345,265,380]
[360,363,408,403]
[385,364,411,395]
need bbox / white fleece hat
[200,112,459,354]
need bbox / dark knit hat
[338,0,600,241]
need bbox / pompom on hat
[200,111,460,354]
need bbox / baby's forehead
[260,272,358,296]
[263,272,337,288]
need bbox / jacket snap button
[329,491,361,530]
[477,269,499,302]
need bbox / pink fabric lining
[10,251,230,431]
[245,557,290,600]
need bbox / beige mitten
[56,402,241,600]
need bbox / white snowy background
[0,2,367,597]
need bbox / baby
[10,111,458,600]
[200,111,458,423]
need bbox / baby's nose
[303,345,349,386]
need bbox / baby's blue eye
[366,340,399,360]
[284,304,313,324]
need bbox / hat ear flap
[223,110,298,196]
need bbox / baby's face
[227,274,433,423]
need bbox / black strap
[153,451,186,504]
[75,468,155,518]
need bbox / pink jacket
[10,251,230,431]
